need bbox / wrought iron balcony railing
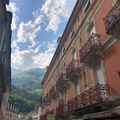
[68,95,78,112]
[66,59,81,83]
[104,0,120,38]
[68,84,110,112]
[80,33,102,66]
[56,73,68,93]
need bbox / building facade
[38,106,42,120]
[0,0,12,119]
[40,0,120,119]
[6,100,19,120]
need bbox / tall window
[55,97,58,108]
[93,61,105,85]
[87,22,96,37]
[77,15,80,23]
[62,47,66,54]
[63,62,66,73]
[63,92,67,104]
[74,81,80,96]
[79,37,83,48]
[83,0,91,13]
[72,48,77,60]
[70,30,75,41]
[61,62,66,73]
[82,68,88,89]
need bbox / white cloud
[16,0,76,47]
[11,41,57,70]
[17,15,43,48]
[41,0,77,32]
[32,0,77,32]
[11,40,19,50]
[7,2,19,30]
[11,0,77,69]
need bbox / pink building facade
[41,0,120,119]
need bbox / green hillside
[11,68,46,113]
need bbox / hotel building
[40,0,120,119]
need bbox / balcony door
[75,81,80,96]
[55,97,58,109]
[72,48,78,68]
[82,68,89,90]
[72,48,80,96]
[87,22,96,37]
[63,92,67,104]
[72,48,77,60]
[93,62,105,85]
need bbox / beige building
[24,111,39,120]
[38,106,42,120]
[0,0,12,119]
[6,100,19,120]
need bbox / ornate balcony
[68,84,110,112]
[56,73,68,93]
[104,0,120,39]
[80,33,103,66]
[66,60,82,83]
[68,95,78,112]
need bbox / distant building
[24,111,39,120]
[40,0,120,120]
[0,0,12,119]
[32,115,38,120]
[6,99,19,120]
[38,106,42,120]
[18,114,25,120]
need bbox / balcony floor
[83,105,120,120]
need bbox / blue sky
[7,0,77,70]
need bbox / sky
[6,0,77,70]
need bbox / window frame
[82,67,88,88]
[83,0,91,14]
[70,29,75,41]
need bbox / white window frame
[83,0,91,14]
[87,22,96,36]
[92,61,106,85]
[82,68,89,89]
[70,30,75,41]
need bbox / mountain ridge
[11,67,46,113]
